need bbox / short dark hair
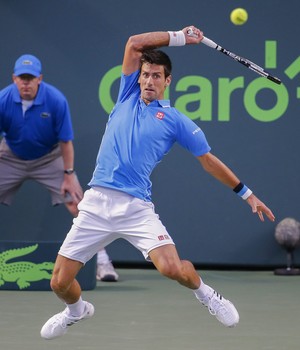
[140,49,172,77]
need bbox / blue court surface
[1,269,299,350]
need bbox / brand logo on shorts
[158,234,170,241]
[156,112,165,120]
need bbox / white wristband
[168,31,186,46]
[241,188,253,200]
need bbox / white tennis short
[59,186,175,263]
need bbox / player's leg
[40,188,118,340]
[122,195,239,329]
[149,244,239,328]
[41,254,94,340]
[50,254,83,303]
[149,244,200,288]
[122,196,239,328]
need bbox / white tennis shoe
[96,261,119,282]
[196,287,239,327]
[40,301,94,339]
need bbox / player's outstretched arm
[197,152,275,222]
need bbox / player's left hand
[246,194,275,222]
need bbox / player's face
[139,63,171,104]
[13,74,42,100]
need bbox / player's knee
[50,275,71,294]
[159,262,182,280]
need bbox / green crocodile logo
[0,244,54,289]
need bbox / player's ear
[12,74,17,83]
[165,74,172,87]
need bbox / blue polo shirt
[0,82,74,160]
[89,70,211,201]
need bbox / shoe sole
[100,275,118,282]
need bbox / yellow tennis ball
[230,8,248,25]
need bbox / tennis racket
[187,29,281,85]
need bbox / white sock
[193,278,213,300]
[66,296,85,317]
[97,249,110,265]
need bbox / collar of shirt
[139,98,171,108]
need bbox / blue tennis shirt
[0,82,74,160]
[89,70,211,201]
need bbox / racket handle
[201,37,218,49]
[187,29,218,49]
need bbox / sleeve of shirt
[174,110,211,156]
[117,70,140,103]
[54,97,74,141]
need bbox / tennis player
[40,26,275,339]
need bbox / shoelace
[51,312,68,330]
[52,311,80,330]
[207,292,226,316]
